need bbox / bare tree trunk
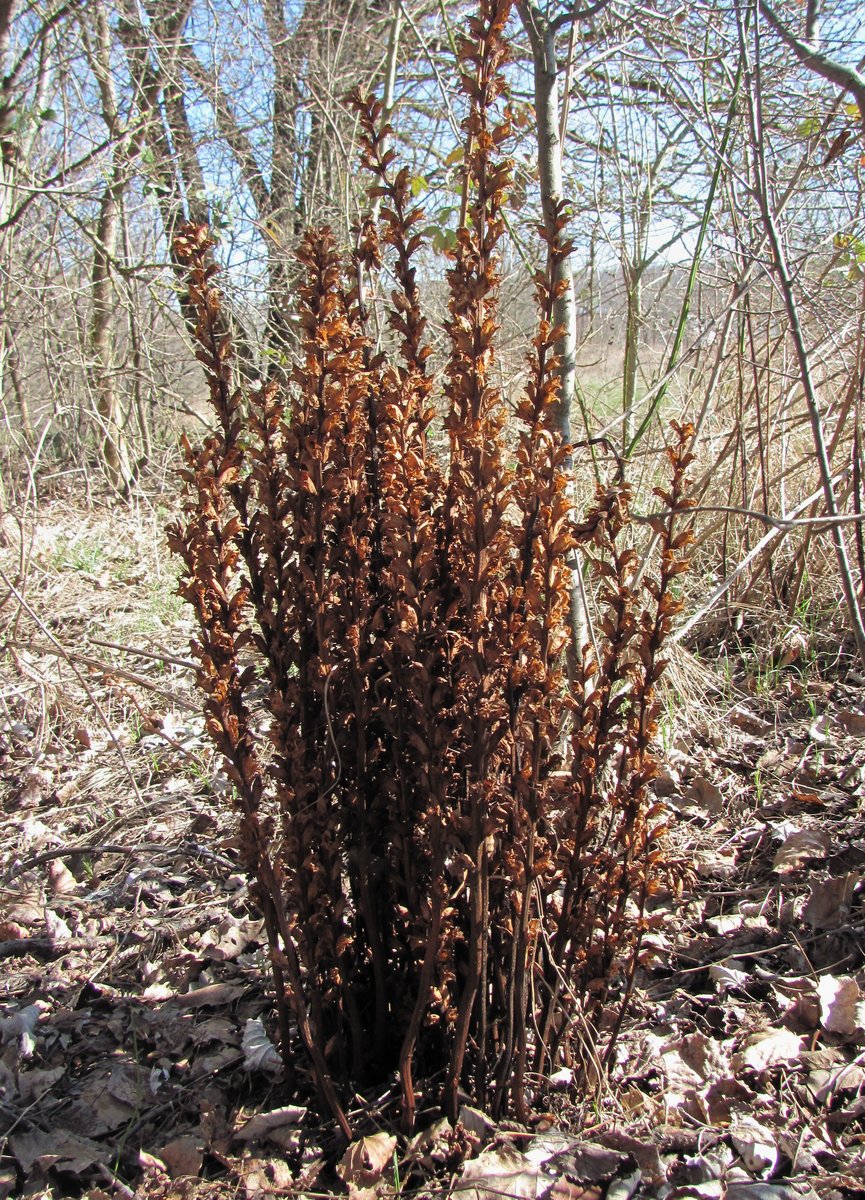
[517,0,589,673]
[90,180,133,491]
[0,0,18,522]
[4,325,32,445]
[621,263,642,449]
[517,1,576,444]
[86,2,133,491]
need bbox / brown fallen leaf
[48,858,78,895]
[730,1118,778,1176]
[0,1000,49,1062]
[338,1132,398,1195]
[157,1136,204,1180]
[837,708,865,736]
[772,828,830,873]
[802,873,860,928]
[242,1156,295,1199]
[524,1133,627,1183]
[682,776,724,813]
[548,1182,603,1200]
[235,1105,307,1143]
[6,882,44,925]
[9,1128,105,1177]
[454,1142,541,1200]
[810,1055,865,1103]
[196,915,264,961]
[62,1061,153,1135]
[770,974,820,1031]
[17,1064,66,1104]
[242,1017,282,1074]
[738,1027,804,1071]
[43,907,72,940]
[817,974,865,1037]
[405,1116,453,1168]
[702,1076,755,1124]
[166,982,245,1008]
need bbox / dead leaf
[196,915,263,961]
[730,706,772,735]
[810,1055,865,1102]
[837,708,865,736]
[13,767,52,808]
[604,1170,642,1200]
[682,776,724,813]
[6,883,44,925]
[708,962,750,992]
[706,913,743,935]
[703,1076,756,1124]
[338,1132,398,1198]
[63,1060,155,1135]
[9,1128,104,1177]
[0,1000,48,1056]
[242,1017,282,1074]
[458,1104,495,1137]
[405,1116,453,1168]
[17,1064,65,1104]
[138,1149,170,1178]
[548,1183,603,1200]
[596,1130,663,1184]
[44,907,72,940]
[192,1044,242,1076]
[772,828,830,873]
[189,1015,238,1047]
[524,1134,627,1183]
[739,1027,804,1071]
[726,1187,817,1200]
[236,1105,307,1142]
[809,714,832,744]
[454,1142,541,1200]
[730,1119,778,1176]
[770,975,819,1030]
[167,981,245,1008]
[242,1156,295,1199]
[802,873,860,928]
[48,858,78,895]
[157,1136,203,1179]
[817,974,865,1037]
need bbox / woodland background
[1,1,865,1198]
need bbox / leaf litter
[1,495,865,1198]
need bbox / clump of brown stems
[168,0,695,1136]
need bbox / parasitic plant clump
[168,0,695,1135]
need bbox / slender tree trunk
[517,1,589,672]
[621,263,642,449]
[4,326,32,444]
[90,179,133,490]
[517,2,576,444]
[0,0,18,523]
[86,2,133,491]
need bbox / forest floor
[1,486,865,1200]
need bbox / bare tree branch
[759,0,865,126]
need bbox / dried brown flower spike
[170,0,694,1134]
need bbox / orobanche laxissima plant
[169,0,695,1136]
